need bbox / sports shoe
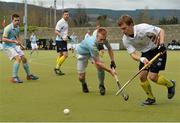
[99,84,106,95]
[143,98,156,105]
[54,68,65,75]
[82,83,89,93]
[27,74,39,80]
[11,76,23,83]
[167,80,176,99]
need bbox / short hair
[97,28,107,37]
[12,14,20,20]
[63,10,69,14]
[118,15,134,26]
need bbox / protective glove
[97,43,104,51]
[158,44,166,53]
[67,36,71,40]
[110,60,116,69]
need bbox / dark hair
[63,10,69,14]
[12,14,20,20]
[118,15,134,26]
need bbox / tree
[73,4,89,27]
[97,15,109,27]
[159,16,179,25]
[136,6,151,24]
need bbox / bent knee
[78,74,85,81]
[15,56,22,63]
[149,75,158,82]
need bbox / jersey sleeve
[3,26,10,38]
[122,36,136,54]
[55,21,63,32]
[141,23,161,36]
[104,40,111,49]
[88,42,99,58]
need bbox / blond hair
[118,15,134,26]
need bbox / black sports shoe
[99,85,106,95]
[143,98,156,105]
[167,80,176,99]
[54,68,65,75]
[82,83,89,93]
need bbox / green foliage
[159,16,179,25]
[97,15,109,27]
[73,6,90,27]
[20,26,38,33]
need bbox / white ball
[63,108,70,115]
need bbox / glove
[158,44,166,53]
[110,61,116,69]
[97,43,104,51]
[67,36,71,40]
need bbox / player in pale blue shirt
[29,32,38,59]
[2,14,39,83]
[76,28,116,95]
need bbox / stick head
[124,94,129,101]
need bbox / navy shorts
[139,48,167,73]
[56,40,68,52]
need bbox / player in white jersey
[29,32,38,59]
[118,15,175,105]
[54,10,69,75]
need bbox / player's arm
[29,36,32,42]
[2,37,19,44]
[89,45,114,76]
[16,36,24,45]
[2,27,19,44]
[55,21,64,39]
[144,24,163,45]
[130,51,149,64]
[158,28,165,45]
[124,39,149,64]
[145,24,166,52]
[93,57,115,76]
[104,40,116,68]
[55,30,61,37]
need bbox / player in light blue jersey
[76,28,116,95]
[2,14,39,83]
[29,32,38,59]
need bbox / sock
[97,70,105,86]
[56,55,66,69]
[55,56,61,69]
[23,63,31,75]
[12,63,20,77]
[140,80,155,99]
[80,78,86,84]
[156,75,173,88]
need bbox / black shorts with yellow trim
[56,40,68,52]
[139,48,167,73]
